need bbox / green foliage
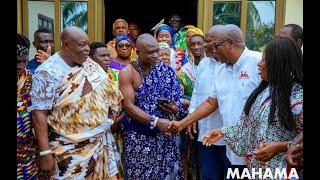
[213,1,275,52]
[213,2,241,26]
[62,2,88,33]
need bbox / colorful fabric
[107,68,119,85]
[107,67,125,179]
[31,56,123,179]
[174,27,187,51]
[175,48,188,71]
[17,69,38,179]
[180,61,198,83]
[185,25,204,36]
[155,24,175,48]
[220,83,303,174]
[176,70,194,100]
[115,35,133,45]
[109,60,127,71]
[122,60,185,179]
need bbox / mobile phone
[157,98,171,106]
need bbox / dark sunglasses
[117,43,132,49]
[169,18,181,23]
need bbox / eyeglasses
[213,39,230,49]
[117,43,132,49]
[169,18,181,23]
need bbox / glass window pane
[246,1,275,51]
[61,1,88,33]
[213,2,241,27]
[43,20,48,27]
[38,18,42,26]
[28,0,54,60]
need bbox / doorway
[104,0,198,42]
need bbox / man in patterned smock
[30,26,123,179]
[118,33,186,179]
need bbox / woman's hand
[202,129,222,146]
[253,141,287,162]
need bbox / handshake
[155,118,184,136]
[155,118,223,146]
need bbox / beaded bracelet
[149,116,159,129]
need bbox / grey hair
[112,18,128,30]
[206,24,224,36]
[222,24,245,48]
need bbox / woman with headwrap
[17,34,38,179]
[110,35,134,72]
[152,22,186,72]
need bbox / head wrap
[115,35,133,46]
[185,25,204,36]
[158,41,170,50]
[154,24,175,48]
[17,34,30,57]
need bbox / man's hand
[36,46,51,63]
[187,122,197,140]
[156,118,172,135]
[253,142,283,162]
[81,78,93,97]
[202,129,222,146]
[39,154,56,178]
[287,142,303,169]
[158,100,179,114]
[167,120,185,135]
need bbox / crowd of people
[17,13,303,179]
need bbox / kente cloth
[122,60,185,179]
[17,68,38,179]
[106,39,138,61]
[107,68,119,86]
[107,67,125,179]
[30,55,123,179]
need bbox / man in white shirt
[187,25,231,180]
[168,24,262,177]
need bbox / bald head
[135,34,159,65]
[59,26,90,66]
[61,26,88,44]
[136,33,159,51]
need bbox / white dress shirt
[210,47,262,165]
[189,57,225,145]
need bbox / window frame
[198,0,285,42]
[19,0,105,51]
